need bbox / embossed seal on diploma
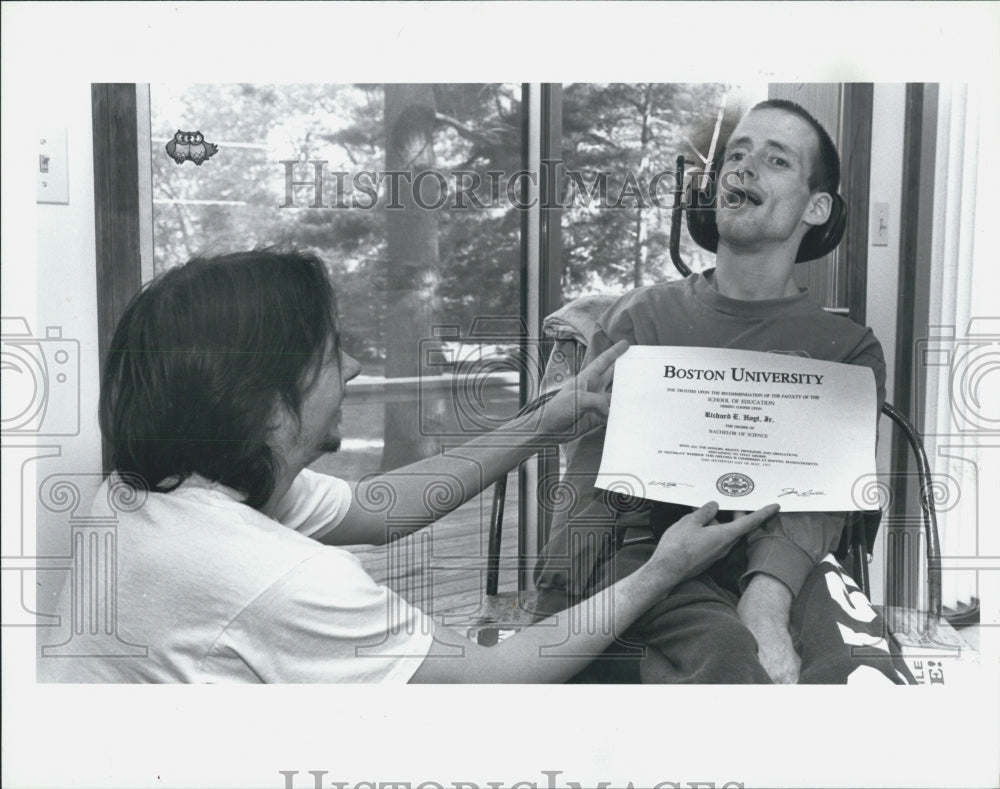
[716,472,754,497]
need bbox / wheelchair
[468,155,942,650]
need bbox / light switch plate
[37,128,69,205]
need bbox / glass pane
[149,83,524,484]
[558,83,769,304]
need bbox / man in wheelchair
[534,99,915,684]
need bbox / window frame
[94,81,877,594]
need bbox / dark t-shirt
[534,270,886,601]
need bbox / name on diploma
[595,346,878,512]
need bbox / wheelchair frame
[479,154,942,642]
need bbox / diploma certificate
[595,346,878,511]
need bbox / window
[558,83,768,301]
[104,82,866,600]
[149,83,524,483]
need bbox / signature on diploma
[778,487,826,497]
[649,480,695,489]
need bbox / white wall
[0,80,103,639]
[36,83,103,493]
[968,80,1000,646]
[864,84,907,605]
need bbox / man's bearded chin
[321,438,342,454]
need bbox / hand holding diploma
[536,339,629,438]
[649,501,781,581]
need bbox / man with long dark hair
[50,247,775,683]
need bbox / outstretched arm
[738,339,887,683]
[738,572,798,684]
[323,341,628,547]
[410,502,779,683]
[737,510,845,683]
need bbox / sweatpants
[538,545,915,685]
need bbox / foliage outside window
[559,83,766,300]
[150,83,764,477]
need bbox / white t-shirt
[45,470,434,683]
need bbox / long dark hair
[100,248,339,508]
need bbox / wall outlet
[37,128,69,205]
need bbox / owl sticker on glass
[165,130,219,166]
